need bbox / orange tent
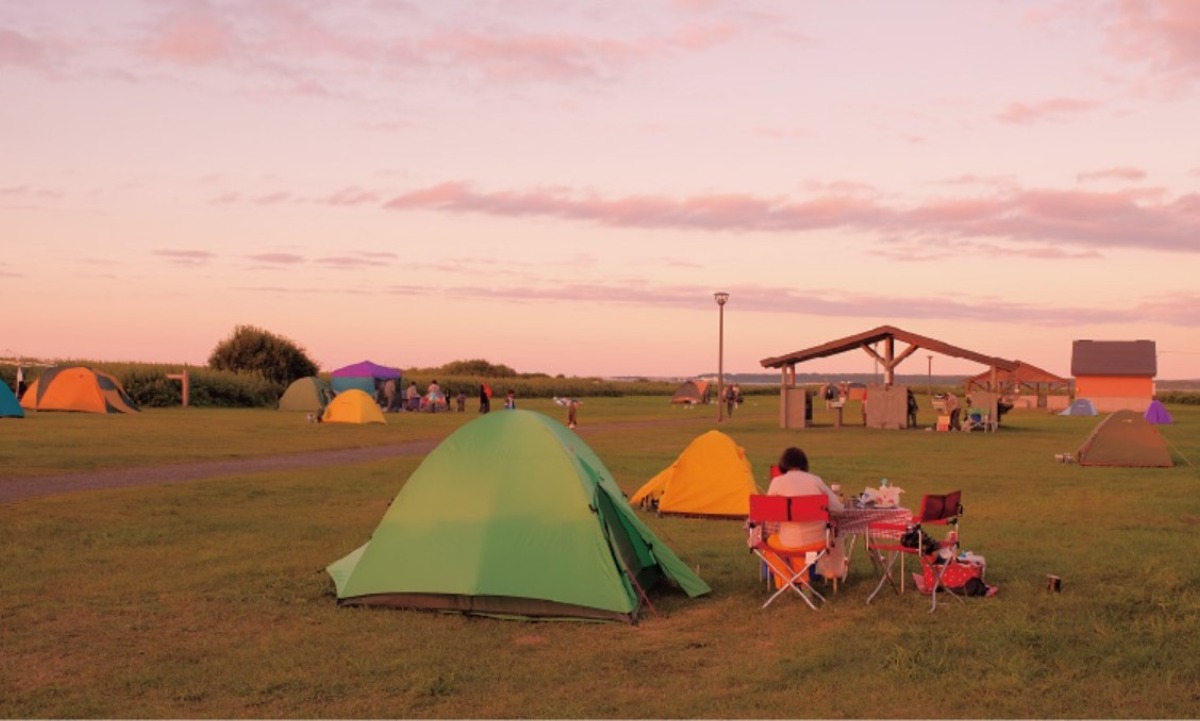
[20,366,139,414]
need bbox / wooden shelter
[964,360,1071,410]
[760,325,1017,429]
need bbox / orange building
[1071,340,1156,413]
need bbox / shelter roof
[760,324,1018,371]
[1071,340,1157,377]
[964,360,1069,387]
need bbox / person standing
[406,381,419,412]
[567,399,578,429]
[725,384,738,417]
[479,383,491,413]
[504,389,516,410]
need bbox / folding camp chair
[746,494,836,610]
[866,490,963,611]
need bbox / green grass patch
[3,398,1200,717]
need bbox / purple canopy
[1144,399,1173,425]
[331,360,402,379]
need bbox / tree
[207,325,319,387]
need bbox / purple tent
[331,360,402,379]
[1144,399,1173,425]
[330,360,402,394]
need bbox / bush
[208,325,319,387]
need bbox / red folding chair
[866,490,963,611]
[746,494,836,610]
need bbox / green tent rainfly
[327,409,710,623]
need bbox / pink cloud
[321,187,379,206]
[0,27,48,69]
[248,253,304,264]
[155,249,215,267]
[1077,167,1147,183]
[420,30,647,83]
[315,256,387,268]
[994,97,1099,124]
[140,3,242,66]
[1107,0,1200,85]
[253,191,292,205]
[383,181,1200,256]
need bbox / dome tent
[20,366,139,414]
[327,410,710,623]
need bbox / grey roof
[1071,340,1157,377]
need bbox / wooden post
[166,369,190,407]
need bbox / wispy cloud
[994,97,1099,124]
[382,279,1200,329]
[155,249,216,267]
[382,181,1200,256]
[1106,0,1200,89]
[0,26,50,71]
[247,253,304,264]
[1077,167,1147,183]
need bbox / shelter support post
[167,369,190,408]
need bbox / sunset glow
[5,1,1200,378]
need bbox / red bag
[914,559,982,594]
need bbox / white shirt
[767,469,843,548]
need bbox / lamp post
[927,354,933,398]
[714,292,729,423]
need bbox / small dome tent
[1076,410,1172,467]
[631,430,758,518]
[322,389,386,424]
[279,376,333,412]
[0,382,23,418]
[20,366,139,414]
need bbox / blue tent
[1059,398,1098,416]
[0,382,24,418]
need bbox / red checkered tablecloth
[832,506,913,537]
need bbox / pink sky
[4,0,1200,379]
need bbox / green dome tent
[1077,410,1173,467]
[278,376,332,412]
[327,409,710,623]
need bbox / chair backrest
[768,465,783,479]
[918,490,962,523]
[748,494,828,524]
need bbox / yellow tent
[631,430,758,518]
[322,389,386,425]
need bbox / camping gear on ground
[329,360,401,395]
[630,430,758,518]
[746,494,836,610]
[0,381,24,418]
[1144,399,1173,425]
[1076,410,1172,467]
[867,490,963,610]
[670,379,711,405]
[278,376,333,412]
[19,366,139,414]
[1059,398,1098,416]
[321,389,386,424]
[326,409,710,623]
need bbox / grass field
[3,396,1200,718]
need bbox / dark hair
[778,447,809,473]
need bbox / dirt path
[0,416,711,504]
[0,440,441,504]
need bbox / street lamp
[714,292,730,422]
[927,354,933,398]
